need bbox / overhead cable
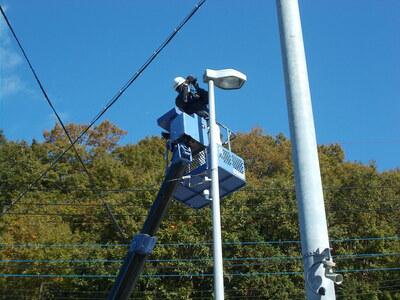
[0,184,399,194]
[6,204,400,218]
[1,252,399,265]
[0,5,126,238]
[0,0,207,216]
[1,236,398,249]
[0,266,399,279]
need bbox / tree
[0,122,398,299]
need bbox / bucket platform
[158,108,246,209]
[174,145,245,208]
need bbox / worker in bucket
[173,75,222,145]
[173,75,209,118]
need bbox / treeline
[0,122,399,299]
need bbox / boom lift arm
[108,107,246,299]
[108,144,191,300]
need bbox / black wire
[0,5,126,239]
[6,204,400,218]
[0,0,207,217]
[1,184,399,193]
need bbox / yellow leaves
[1,121,399,298]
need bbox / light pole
[203,69,246,300]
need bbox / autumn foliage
[0,123,399,299]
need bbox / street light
[204,69,247,90]
[203,68,247,300]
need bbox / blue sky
[1,1,399,171]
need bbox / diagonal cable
[0,0,206,217]
[0,5,126,238]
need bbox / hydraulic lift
[108,107,245,300]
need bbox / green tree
[0,122,398,299]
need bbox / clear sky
[1,1,399,171]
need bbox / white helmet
[173,76,186,90]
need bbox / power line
[0,253,400,270]
[337,284,400,294]
[13,196,400,207]
[336,289,400,299]
[1,184,399,193]
[2,281,399,294]
[1,185,398,217]
[0,266,398,279]
[6,203,400,218]
[3,205,398,222]
[0,287,272,295]
[2,285,399,300]
[0,220,119,225]
[1,252,398,266]
[0,0,207,217]
[329,138,400,144]
[0,5,126,238]
[0,291,275,300]
[1,236,399,249]
[1,186,398,214]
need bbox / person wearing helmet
[173,75,209,118]
[173,75,223,145]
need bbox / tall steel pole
[208,79,225,300]
[276,0,336,299]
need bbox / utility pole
[276,0,338,298]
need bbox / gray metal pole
[208,79,225,300]
[276,0,336,299]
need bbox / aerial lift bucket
[158,108,246,208]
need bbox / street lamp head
[203,68,246,90]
